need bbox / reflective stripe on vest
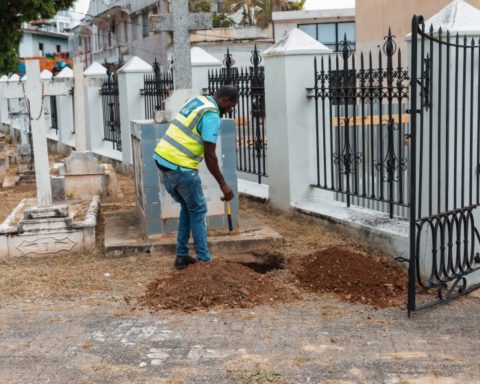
[154,96,219,170]
[162,135,204,162]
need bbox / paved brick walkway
[1,294,479,384]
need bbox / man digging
[153,86,239,269]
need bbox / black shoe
[174,255,197,270]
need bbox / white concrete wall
[117,57,152,165]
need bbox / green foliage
[223,0,301,28]
[212,12,236,28]
[189,0,213,12]
[0,0,75,74]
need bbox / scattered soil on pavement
[140,260,297,311]
[291,247,407,308]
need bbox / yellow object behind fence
[333,115,410,127]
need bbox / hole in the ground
[234,253,285,274]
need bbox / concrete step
[104,210,284,259]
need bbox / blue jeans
[159,168,211,261]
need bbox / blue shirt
[153,96,221,171]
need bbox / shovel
[221,196,233,233]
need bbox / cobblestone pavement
[1,293,480,384]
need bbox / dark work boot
[174,255,197,270]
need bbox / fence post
[83,62,109,156]
[55,67,75,150]
[264,28,331,210]
[117,56,153,165]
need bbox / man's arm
[204,142,234,201]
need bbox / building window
[142,11,149,38]
[298,21,355,52]
[56,44,61,53]
[124,20,128,42]
[39,42,44,56]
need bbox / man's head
[213,85,239,115]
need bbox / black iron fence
[49,96,58,132]
[206,47,266,184]
[142,59,174,119]
[99,68,121,150]
[408,18,480,313]
[308,32,410,218]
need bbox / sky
[73,0,91,15]
[303,0,355,11]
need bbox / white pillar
[191,47,222,91]
[7,74,30,149]
[40,70,58,145]
[117,56,153,165]
[74,57,88,151]
[55,67,75,149]
[83,62,107,153]
[264,29,331,210]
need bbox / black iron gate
[408,16,480,313]
[100,68,121,151]
[207,46,266,184]
[142,59,174,119]
[309,32,410,218]
[49,96,58,132]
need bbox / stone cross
[150,0,212,89]
[3,60,72,207]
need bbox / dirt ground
[0,171,408,312]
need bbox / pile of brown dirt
[291,247,407,308]
[140,260,297,311]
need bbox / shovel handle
[220,196,233,231]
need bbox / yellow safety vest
[154,96,219,170]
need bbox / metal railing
[50,96,58,132]
[99,68,122,150]
[206,46,267,184]
[308,32,410,218]
[141,58,174,119]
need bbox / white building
[19,8,82,59]
[272,0,355,52]
[19,29,69,58]
[70,0,274,70]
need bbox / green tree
[223,0,256,25]
[255,0,292,28]
[0,0,75,74]
[223,0,299,28]
[212,12,236,28]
